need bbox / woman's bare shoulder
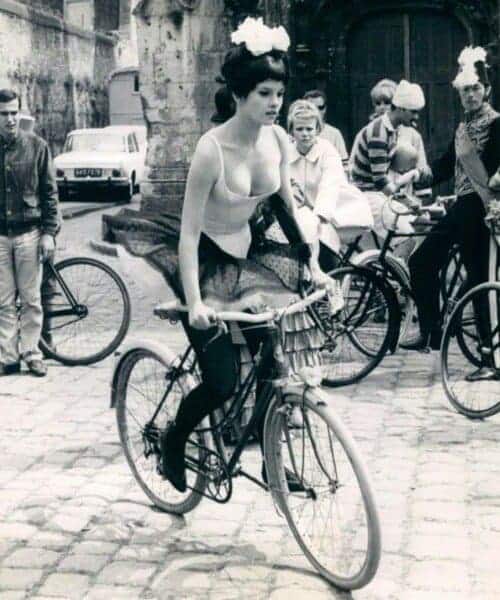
[188,132,222,182]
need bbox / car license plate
[74,168,102,177]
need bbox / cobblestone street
[0,206,499,599]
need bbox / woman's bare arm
[178,135,218,311]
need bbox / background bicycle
[347,194,466,347]
[441,217,500,418]
[40,256,130,365]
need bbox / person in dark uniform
[402,47,500,382]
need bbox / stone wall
[135,0,232,214]
[94,0,119,32]
[17,0,63,16]
[0,0,117,156]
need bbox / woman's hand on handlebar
[188,300,218,330]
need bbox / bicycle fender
[281,385,350,407]
[109,338,187,409]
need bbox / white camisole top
[202,131,281,258]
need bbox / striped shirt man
[350,113,397,191]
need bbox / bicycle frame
[347,199,466,328]
[118,286,333,503]
[174,326,291,500]
[43,260,85,320]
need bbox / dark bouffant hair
[474,60,490,87]
[221,45,289,98]
[211,85,236,123]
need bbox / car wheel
[58,186,69,202]
[132,172,140,194]
[117,179,133,203]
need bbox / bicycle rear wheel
[441,282,500,419]
[307,266,398,387]
[115,348,207,514]
[263,391,381,590]
[40,257,130,365]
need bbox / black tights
[167,314,274,451]
[409,193,491,349]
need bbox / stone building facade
[135,0,289,213]
[0,0,118,155]
[135,0,500,213]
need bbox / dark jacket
[431,113,500,187]
[0,130,60,236]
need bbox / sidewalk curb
[61,202,118,221]
[89,239,119,257]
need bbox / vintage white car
[54,125,147,202]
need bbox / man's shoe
[160,428,187,492]
[26,359,47,377]
[262,464,306,493]
[399,334,430,352]
[0,362,21,375]
[400,331,441,352]
[464,366,500,382]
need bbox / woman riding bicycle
[115,19,331,493]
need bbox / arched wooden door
[347,11,468,162]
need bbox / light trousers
[0,229,43,364]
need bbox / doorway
[347,11,468,161]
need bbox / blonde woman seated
[287,99,373,272]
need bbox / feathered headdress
[452,46,490,88]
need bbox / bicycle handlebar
[388,192,454,218]
[154,286,329,324]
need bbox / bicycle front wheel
[115,348,207,514]
[263,391,381,590]
[40,257,131,365]
[441,282,500,419]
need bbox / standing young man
[0,89,60,376]
[303,89,349,168]
[402,48,500,382]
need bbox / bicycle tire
[441,282,500,419]
[439,245,466,314]
[39,256,131,365]
[453,281,482,368]
[115,348,208,514]
[353,250,416,342]
[263,391,381,589]
[305,265,398,387]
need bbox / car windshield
[64,133,126,153]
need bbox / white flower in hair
[231,17,290,56]
[457,46,487,66]
[270,25,290,52]
[453,45,488,88]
